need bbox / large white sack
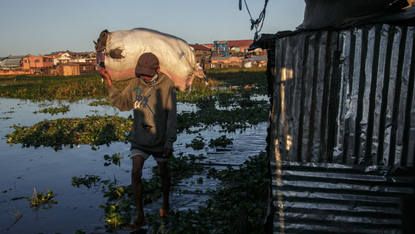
[95,28,203,92]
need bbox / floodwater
[0,97,268,234]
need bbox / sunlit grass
[0,68,268,101]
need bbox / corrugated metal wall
[267,24,415,233]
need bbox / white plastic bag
[95,28,204,92]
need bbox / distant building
[0,55,25,75]
[189,44,211,55]
[0,57,8,67]
[210,55,243,69]
[213,39,254,56]
[189,44,212,70]
[56,63,80,76]
[46,51,96,65]
[70,52,96,63]
[1,55,24,70]
[228,40,253,55]
[213,41,229,56]
[201,44,214,50]
[56,62,96,76]
[21,55,53,73]
[244,55,268,68]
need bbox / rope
[241,0,269,40]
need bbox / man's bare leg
[157,161,170,210]
[132,155,145,220]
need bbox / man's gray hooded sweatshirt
[108,73,177,152]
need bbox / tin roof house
[210,55,244,69]
[251,0,415,233]
[189,44,212,70]
[0,57,7,67]
[244,55,267,68]
[1,55,24,70]
[228,39,253,54]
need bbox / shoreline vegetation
[2,67,270,233]
[0,67,267,101]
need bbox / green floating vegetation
[186,135,234,150]
[0,68,268,102]
[4,70,269,150]
[2,110,15,114]
[147,152,269,234]
[6,114,133,151]
[71,174,102,188]
[26,189,57,208]
[98,151,269,233]
[208,135,233,148]
[100,152,206,231]
[33,105,70,115]
[6,98,267,151]
[185,134,205,150]
[104,153,123,166]
[177,100,268,134]
[89,98,112,107]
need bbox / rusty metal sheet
[268,161,414,234]
[258,23,415,234]
[267,24,415,167]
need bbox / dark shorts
[130,147,169,162]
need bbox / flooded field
[0,96,269,234]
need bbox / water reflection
[103,153,123,167]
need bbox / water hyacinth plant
[146,152,269,234]
[208,135,234,148]
[2,68,270,233]
[99,152,207,230]
[33,105,70,115]
[26,188,57,208]
[71,174,102,188]
[103,153,124,166]
[185,133,206,150]
[6,114,133,151]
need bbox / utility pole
[27,54,31,73]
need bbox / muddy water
[0,97,268,233]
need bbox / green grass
[0,74,112,101]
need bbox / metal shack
[252,2,415,234]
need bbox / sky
[0,0,306,56]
